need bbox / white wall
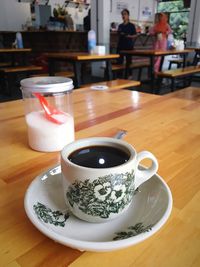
[0,0,89,31]
[187,0,200,46]
[0,0,156,32]
[90,0,111,76]
[110,0,156,25]
[0,0,31,31]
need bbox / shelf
[65,1,90,9]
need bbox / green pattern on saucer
[66,171,135,219]
[113,223,153,240]
[33,202,69,227]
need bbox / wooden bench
[102,61,150,80]
[0,65,43,74]
[30,70,74,78]
[168,58,191,70]
[0,62,12,68]
[80,79,141,91]
[0,65,43,95]
[157,65,200,91]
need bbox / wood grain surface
[80,79,141,90]
[120,49,194,56]
[45,52,119,61]
[0,86,199,267]
[0,48,32,53]
[157,65,200,77]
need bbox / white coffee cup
[61,137,158,223]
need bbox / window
[157,0,190,40]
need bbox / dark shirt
[84,15,91,31]
[117,22,136,51]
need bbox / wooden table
[121,49,194,93]
[0,48,32,66]
[45,52,119,88]
[0,48,32,53]
[0,86,200,267]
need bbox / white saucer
[24,165,172,252]
[90,85,108,90]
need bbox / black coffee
[68,145,130,168]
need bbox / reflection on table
[0,85,199,266]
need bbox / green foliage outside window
[157,0,189,40]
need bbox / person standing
[83,9,91,31]
[117,9,137,65]
[149,13,172,73]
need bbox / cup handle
[134,151,158,189]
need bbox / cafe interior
[0,0,199,267]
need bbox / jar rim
[20,76,73,93]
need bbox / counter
[0,30,88,52]
[110,32,155,52]
[1,31,155,53]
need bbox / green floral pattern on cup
[66,171,135,218]
[33,202,69,227]
[113,223,153,240]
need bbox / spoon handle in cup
[113,130,127,140]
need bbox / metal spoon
[113,130,127,140]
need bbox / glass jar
[20,76,74,152]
